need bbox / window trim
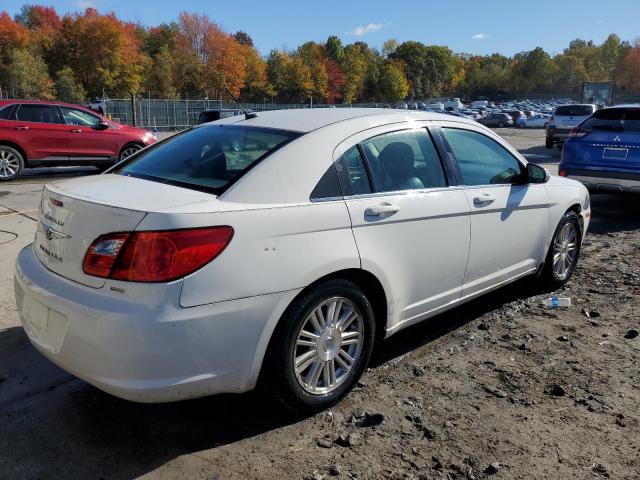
[437,125,528,188]
[59,105,102,127]
[357,127,450,194]
[0,103,17,120]
[14,103,65,125]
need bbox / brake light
[548,115,555,127]
[569,127,589,138]
[559,170,567,177]
[83,227,234,282]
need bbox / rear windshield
[555,105,594,116]
[581,108,640,133]
[115,125,300,194]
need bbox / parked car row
[0,100,157,181]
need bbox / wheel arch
[0,140,28,163]
[253,268,389,390]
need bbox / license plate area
[603,147,628,160]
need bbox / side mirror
[94,121,110,131]
[527,163,550,184]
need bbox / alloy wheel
[0,150,20,179]
[293,297,364,395]
[120,145,141,160]
[552,222,578,280]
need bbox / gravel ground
[1,128,639,479]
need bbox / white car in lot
[516,114,551,128]
[15,109,591,411]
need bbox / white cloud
[472,33,487,40]
[76,0,97,9]
[349,23,385,36]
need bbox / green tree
[325,35,345,65]
[378,62,409,101]
[55,66,86,102]
[6,48,54,99]
[147,44,177,98]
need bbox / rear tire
[264,279,376,413]
[545,138,554,149]
[540,211,582,290]
[497,121,505,128]
[0,145,25,181]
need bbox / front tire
[497,121,505,128]
[119,143,143,161]
[265,279,376,412]
[0,146,25,181]
[540,211,582,289]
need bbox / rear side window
[116,125,300,194]
[0,104,15,119]
[15,104,63,124]
[581,108,640,133]
[442,128,524,186]
[555,105,594,116]
[336,146,372,196]
[361,129,447,192]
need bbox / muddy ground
[1,128,639,479]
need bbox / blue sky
[4,0,640,56]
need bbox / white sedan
[15,109,590,411]
[517,114,551,128]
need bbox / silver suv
[546,104,596,148]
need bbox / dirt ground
[1,128,639,480]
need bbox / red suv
[0,100,157,181]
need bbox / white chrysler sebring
[15,109,590,411]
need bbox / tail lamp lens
[83,227,233,282]
[569,127,589,138]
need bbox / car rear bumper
[547,128,571,141]
[15,244,300,403]
[563,168,640,193]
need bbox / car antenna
[223,84,257,120]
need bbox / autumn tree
[378,62,409,101]
[0,12,29,66]
[53,8,147,98]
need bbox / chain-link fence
[104,98,386,130]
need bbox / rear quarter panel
[137,200,359,308]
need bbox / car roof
[604,104,640,109]
[0,98,94,110]
[213,108,477,133]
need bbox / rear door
[437,122,550,297]
[10,104,69,160]
[338,125,471,333]
[59,106,119,160]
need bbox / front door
[439,124,550,298]
[338,126,471,334]
[59,106,118,160]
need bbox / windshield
[555,105,594,116]
[581,108,640,133]
[115,125,300,194]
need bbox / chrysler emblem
[42,223,71,241]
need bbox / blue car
[560,105,640,194]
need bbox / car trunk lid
[35,175,216,288]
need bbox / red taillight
[559,170,567,177]
[82,233,130,277]
[569,127,589,138]
[83,227,233,282]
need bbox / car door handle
[365,204,400,216]
[70,129,82,133]
[473,194,496,205]
[15,126,29,130]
